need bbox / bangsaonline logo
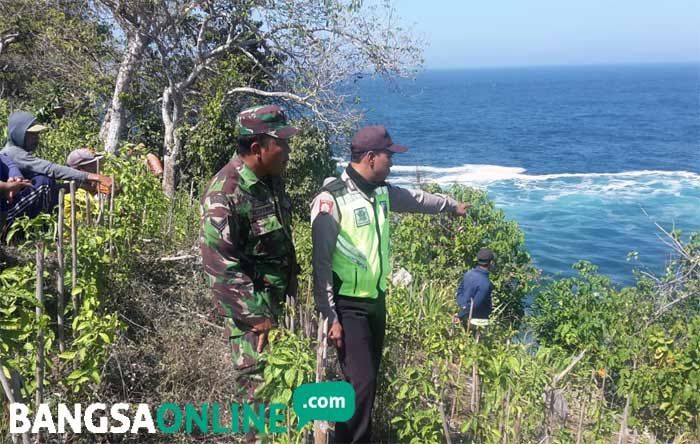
[10,381,355,435]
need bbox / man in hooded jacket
[1,111,113,229]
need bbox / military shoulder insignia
[354,207,370,227]
[210,216,227,233]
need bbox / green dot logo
[292,381,355,430]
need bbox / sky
[393,0,700,69]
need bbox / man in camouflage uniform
[200,105,299,407]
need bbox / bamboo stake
[96,158,104,225]
[465,296,474,336]
[56,188,65,353]
[166,195,174,238]
[500,387,511,444]
[439,392,453,444]
[576,370,595,444]
[595,374,606,440]
[108,179,115,257]
[617,395,630,444]
[314,317,329,444]
[35,242,45,423]
[85,192,92,226]
[470,330,481,413]
[186,180,195,234]
[449,355,463,421]
[289,296,296,333]
[0,359,31,444]
[305,276,313,338]
[70,181,78,316]
[513,412,522,444]
[141,203,148,226]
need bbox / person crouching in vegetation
[454,247,495,331]
[1,111,114,229]
[62,148,106,225]
[0,153,32,231]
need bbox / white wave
[388,163,700,187]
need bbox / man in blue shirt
[455,247,495,328]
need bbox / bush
[392,184,538,325]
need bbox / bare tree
[154,0,278,196]
[101,0,422,196]
[97,0,174,153]
[226,0,424,134]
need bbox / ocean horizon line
[418,60,700,72]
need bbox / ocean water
[355,64,700,285]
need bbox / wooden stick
[500,387,511,444]
[552,350,586,388]
[465,297,474,336]
[35,242,45,414]
[108,180,115,257]
[56,188,65,353]
[314,317,329,444]
[141,203,148,227]
[617,395,630,444]
[0,359,30,444]
[575,370,594,444]
[95,158,104,225]
[85,191,92,226]
[471,331,481,412]
[166,196,174,238]
[595,373,606,441]
[450,355,463,421]
[69,181,78,316]
[439,392,453,444]
[513,412,522,444]
[305,276,313,338]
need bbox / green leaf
[58,351,77,360]
[67,369,86,380]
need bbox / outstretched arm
[388,184,469,215]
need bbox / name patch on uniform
[354,207,370,227]
[251,202,275,220]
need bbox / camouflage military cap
[236,105,299,139]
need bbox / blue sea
[356,64,700,285]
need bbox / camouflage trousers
[225,318,269,443]
[225,317,265,402]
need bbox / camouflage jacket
[200,156,298,328]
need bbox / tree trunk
[162,87,183,198]
[100,31,145,153]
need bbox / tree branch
[226,86,310,104]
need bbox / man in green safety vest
[310,125,469,443]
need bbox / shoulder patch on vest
[318,199,334,214]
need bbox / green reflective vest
[325,178,391,299]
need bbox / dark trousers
[334,293,386,444]
[3,174,57,239]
